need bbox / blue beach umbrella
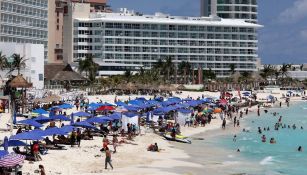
[43,127,67,136]
[1,140,27,147]
[123,112,139,118]
[0,150,8,157]
[115,101,126,106]
[72,121,97,129]
[50,115,71,121]
[34,115,52,123]
[32,108,48,115]
[60,125,75,133]
[10,130,44,140]
[73,111,92,117]
[17,119,43,128]
[86,117,112,124]
[108,113,121,120]
[59,103,74,109]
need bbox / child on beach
[105,147,113,170]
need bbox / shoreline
[1,90,304,175]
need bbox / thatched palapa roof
[9,75,32,88]
[45,64,87,82]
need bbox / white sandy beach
[0,89,304,175]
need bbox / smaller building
[0,43,44,89]
[44,64,87,88]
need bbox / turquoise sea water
[175,102,307,175]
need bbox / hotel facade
[72,9,261,77]
[201,0,258,23]
[0,0,48,60]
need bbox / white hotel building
[72,9,261,77]
[0,0,48,60]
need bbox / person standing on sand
[233,116,237,127]
[39,165,46,175]
[222,118,226,129]
[105,147,113,170]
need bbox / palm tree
[78,55,98,82]
[260,64,274,83]
[203,68,216,81]
[124,69,132,83]
[9,54,27,75]
[279,63,291,79]
[0,52,8,71]
[229,64,236,75]
[178,61,189,84]
[240,71,251,83]
[164,57,174,83]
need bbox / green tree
[9,54,27,75]
[279,63,291,79]
[0,52,8,71]
[178,61,192,84]
[260,64,274,82]
[164,57,174,83]
[229,64,236,75]
[124,69,132,83]
[78,55,98,82]
[203,68,216,81]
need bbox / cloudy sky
[109,0,307,64]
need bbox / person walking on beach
[112,135,118,153]
[222,118,226,129]
[240,111,243,118]
[233,116,237,127]
[105,147,113,170]
[236,120,240,127]
[76,128,81,147]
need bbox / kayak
[163,134,192,144]
[165,132,188,139]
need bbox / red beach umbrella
[96,106,115,111]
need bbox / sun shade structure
[32,108,48,114]
[43,127,67,136]
[73,111,92,117]
[34,115,52,122]
[17,119,43,128]
[50,115,71,121]
[72,121,97,129]
[0,140,27,147]
[10,130,44,140]
[86,116,113,123]
[59,125,76,133]
[0,153,26,168]
[96,106,115,111]
[8,75,32,88]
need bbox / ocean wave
[260,156,274,165]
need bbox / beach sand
[0,89,303,175]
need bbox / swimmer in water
[298,146,303,152]
[261,135,266,143]
[258,127,262,134]
[233,135,237,142]
[293,124,297,130]
[270,138,276,144]
[301,126,304,130]
[237,149,240,152]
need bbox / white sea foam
[260,156,274,165]
[227,154,234,158]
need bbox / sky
[108,0,307,64]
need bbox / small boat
[163,134,192,144]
